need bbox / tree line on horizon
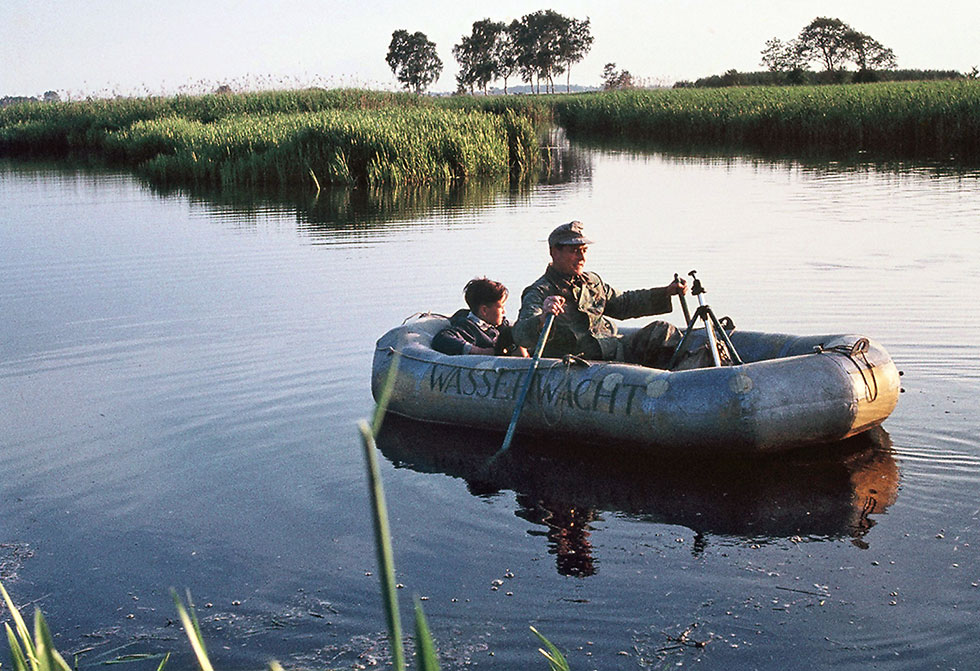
[386,10,592,95]
[4,15,976,105]
[388,14,975,95]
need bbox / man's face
[476,297,507,326]
[551,244,588,275]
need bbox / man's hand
[542,295,566,316]
[667,276,689,296]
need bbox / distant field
[2,81,978,188]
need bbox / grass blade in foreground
[413,597,440,671]
[359,419,407,671]
[1,581,72,671]
[372,354,400,435]
[170,590,214,671]
[1,581,34,666]
[530,626,571,671]
[34,611,73,671]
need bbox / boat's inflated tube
[372,315,900,455]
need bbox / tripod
[668,270,743,369]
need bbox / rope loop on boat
[539,355,590,428]
[401,311,450,325]
[815,337,878,402]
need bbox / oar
[674,272,692,332]
[490,312,556,462]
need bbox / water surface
[1,149,979,670]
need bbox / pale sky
[2,0,977,97]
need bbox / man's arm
[512,284,548,350]
[603,276,686,320]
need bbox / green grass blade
[371,353,400,435]
[155,652,172,671]
[412,598,440,671]
[359,419,406,671]
[529,626,570,671]
[34,610,72,671]
[5,623,31,671]
[170,590,214,671]
[1,582,35,663]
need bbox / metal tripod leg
[701,307,724,367]
[667,306,709,369]
[667,304,742,369]
[705,308,743,365]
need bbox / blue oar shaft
[493,313,556,460]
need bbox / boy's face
[476,297,507,326]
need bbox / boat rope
[539,355,591,428]
[815,338,878,402]
[401,311,450,325]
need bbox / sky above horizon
[3,0,978,97]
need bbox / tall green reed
[97,107,526,187]
[0,89,540,187]
[552,81,980,158]
[4,82,980,169]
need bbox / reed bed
[4,81,978,188]
[104,108,525,187]
[0,90,536,186]
[0,89,427,153]
[551,80,980,158]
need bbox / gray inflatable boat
[372,314,900,455]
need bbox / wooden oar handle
[493,312,556,460]
[675,273,692,325]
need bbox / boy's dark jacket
[431,309,518,356]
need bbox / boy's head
[464,277,509,326]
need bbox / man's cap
[548,221,593,247]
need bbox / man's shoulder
[581,271,608,292]
[521,271,552,296]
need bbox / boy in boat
[432,277,529,357]
[512,221,690,368]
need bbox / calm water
[1,145,979,670]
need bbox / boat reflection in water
[375,416,899,576]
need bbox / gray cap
[548,220,593,247]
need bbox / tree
[601,63,633,90]
[453,19,506,95]
[386,30,443,94]
[762,17,898,83]
[842,30,896,71]
[497,22,521,94]
[760,38,804,72]
[796,17,852,73]
[453,35,480,94]
[557,17,593,92]
[512,10,569,94]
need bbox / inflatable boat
[371,314,900,455]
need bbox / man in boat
[512,221,688,368]
[432,277,529,357]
